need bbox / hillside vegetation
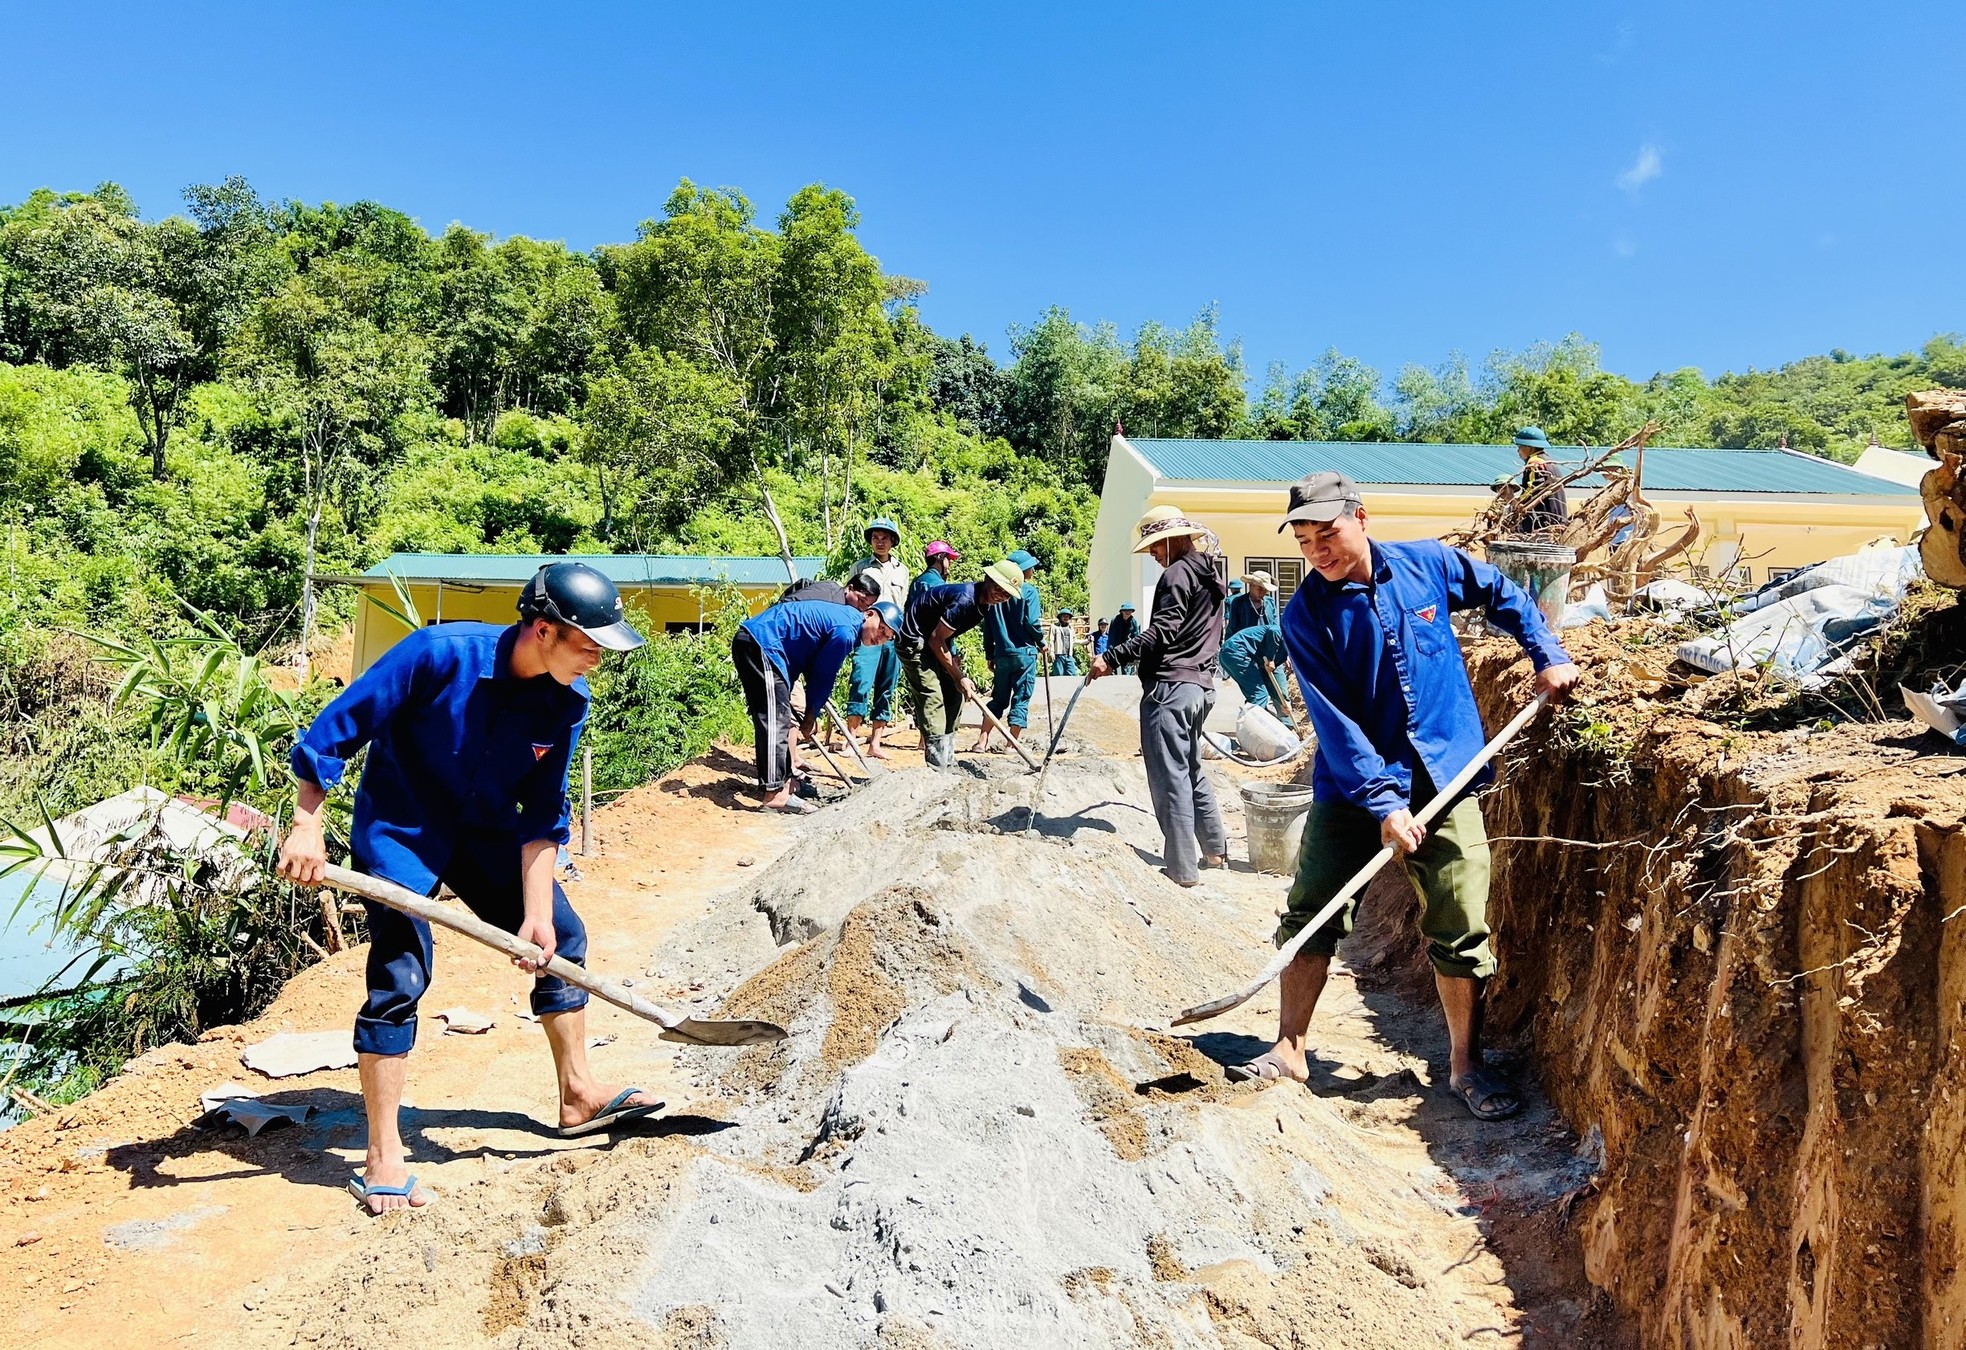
[1,175,1962,816]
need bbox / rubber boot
[926,735,956,770]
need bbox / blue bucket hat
[864,517,901,543]
[1119,601,1135,611]
[1513,426,1552,452]
[1007,549,1039,571]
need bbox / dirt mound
[243,754,1561,1347]
[1466,638,1966,1347]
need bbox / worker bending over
[734,598,900,813]
[276,563,654,1215]
[975,550,1042,755]
[899,558,1021,768]
[1088,506,1228,887]
[1240,471,1579,1122]
[1218,618,1288,712]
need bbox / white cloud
[1615,144,1663,193]
[1611,233,1637,259]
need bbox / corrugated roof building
[1088,433,1923,624]
[329,553,825,677]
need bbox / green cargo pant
[1274,769,1496,980]
[900,643,963,739]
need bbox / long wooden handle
[967,691,1043,771]
[320,865,785,1047]
[822,700,881,778]
[1173,694,1548,1027]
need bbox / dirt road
[0,698,1613,1347]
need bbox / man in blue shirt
[1218,619,1287,711]
[276,563,653,1214]
[1239,472,1579,1123]
[898,559,1020,769]
[733,599,899,813]
[974,550,1043,755]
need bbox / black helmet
[517,563,646,651]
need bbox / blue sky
[9,2,1962,386]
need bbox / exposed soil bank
[1467,636,1966,1348]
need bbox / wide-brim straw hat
[1131,505,1210,554]
[1242,570,1276,590]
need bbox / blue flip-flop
[347,1174,429,1214]
[559,1088,663,1138]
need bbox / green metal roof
[358,553,826,586]
[1127,438,1918,497]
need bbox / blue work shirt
[1225,591,1279,640]
[739,601,862,700]
[291,623,586,893]
[901,580,986,647]
[1281,539,1569,819]
[981,582,1043,660]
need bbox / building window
[1767,567,1800,584]
[1242,557,1306,605]
[665,621,712,635]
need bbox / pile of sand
[251,756,1547,1348]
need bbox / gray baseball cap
[1278,471,1363,531]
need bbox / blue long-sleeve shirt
[1281,539,1569,819]
[290,623,586,893]
[739,600,863,703]
[1225,591,1279,640]
[981,582,1043,660]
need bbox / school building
[328,553,823,677]
[1087,434,1925,621]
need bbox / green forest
[1,173,1961,1097]
[4,175,1964,817]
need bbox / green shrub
[583,587,752,791]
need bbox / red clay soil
[0,744,815,1348]
[1465,629,1966,1349]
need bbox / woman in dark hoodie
[1088,505,1230,886]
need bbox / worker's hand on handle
[514,840,559,972]
[1086,654,1110,682]
[961,676,981,702]
[514,912,557,972]
[275,781,330,886]
[1533,662,1582,703]
[1380,808,1426,855]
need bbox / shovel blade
[1170,991,1248,1028]
[656,1017,788,1047]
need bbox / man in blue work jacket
[276,563,654,1215]
[1237,472,1580,1122]
[973,549,1042,754]
[733,598,900,813]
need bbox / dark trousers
[732,628,793,791]
[354,835,589,1057]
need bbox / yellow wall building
[1088,434,1925,620]
[328,553,824,678]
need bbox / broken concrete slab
[240,1031,357,1079]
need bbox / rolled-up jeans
[1140,679,1228,884]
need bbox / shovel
[965,691,1043,771]
[1023,679,1090,837]
[321,865,788,1047]
[1171,694,1548,1028]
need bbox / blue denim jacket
[1280,539,1568,818]
[291,623,586,892]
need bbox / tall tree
[0,179,278,477]
[234,259,431,676]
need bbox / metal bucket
[1486,540,1576,629]
[1241,782,1315,876]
